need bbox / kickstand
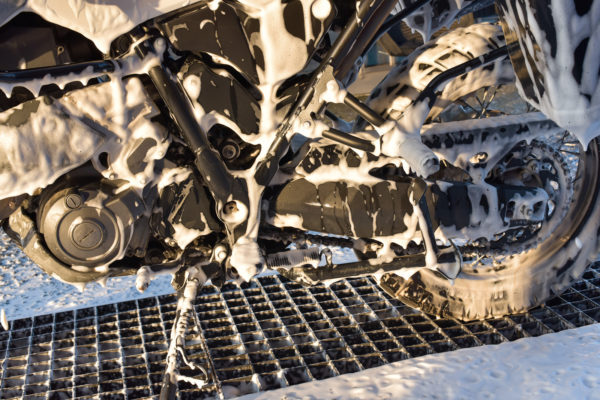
[159,245,228,400]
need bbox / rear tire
[369,23,600,320]
[395,141,600,320]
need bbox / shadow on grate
[1,263,599,399]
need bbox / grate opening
[1,265,600,398]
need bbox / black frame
[0,0,518,252]
[0,0,514,260]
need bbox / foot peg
[266,247,327,270]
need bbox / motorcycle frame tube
[0,0,421,190]
[0,0,417,86]
[369,0,431,47]
[128,0,406,216]
[5,0,402,247]
[415,44,515,106]
[344,92,387,126]
[255,0,404,185]
[330,0,399,74]
[326,0,393,64]
[334,0,431,80]
[322,128,376,152]
[0,1,512,210]
[145,65,234,203]
[0,59,116,85]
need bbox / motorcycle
[0,0,599,328]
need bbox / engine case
[38,183,147,268]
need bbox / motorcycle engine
[37,181,148,268]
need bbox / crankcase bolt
[65,194,83,210]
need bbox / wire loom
[0,263,599,399]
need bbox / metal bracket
[295,64,338,129]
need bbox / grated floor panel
[1,263,600,399]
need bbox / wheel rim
[425,84,598,278]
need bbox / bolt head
[65,194,83,210]
[215,247,227,262]
[154,38,166,51]
[221,144,238,160]
[220,200,249,224]
[223,201,239,215]
[311,0,332,19]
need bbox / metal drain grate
[1,263,600,399]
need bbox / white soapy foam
[421,113,564,183]
[238,323,600,400]
[498,0,600,149]
[171,222,211,250]
[369,23,510,115]
[269,213,305,229]
[135,265,152,292]
[15,1,203,54]
[0,308,8,331]
[0,66,106,99]
[378,112,440,177]
[229,236,264,281]
[56,75,170,201]
[407,0,469,42]
[0,98,100,199]
[311,0,332,20]
[157,166,193,191]
[371,23,517,177]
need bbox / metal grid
[1,263,600,399]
